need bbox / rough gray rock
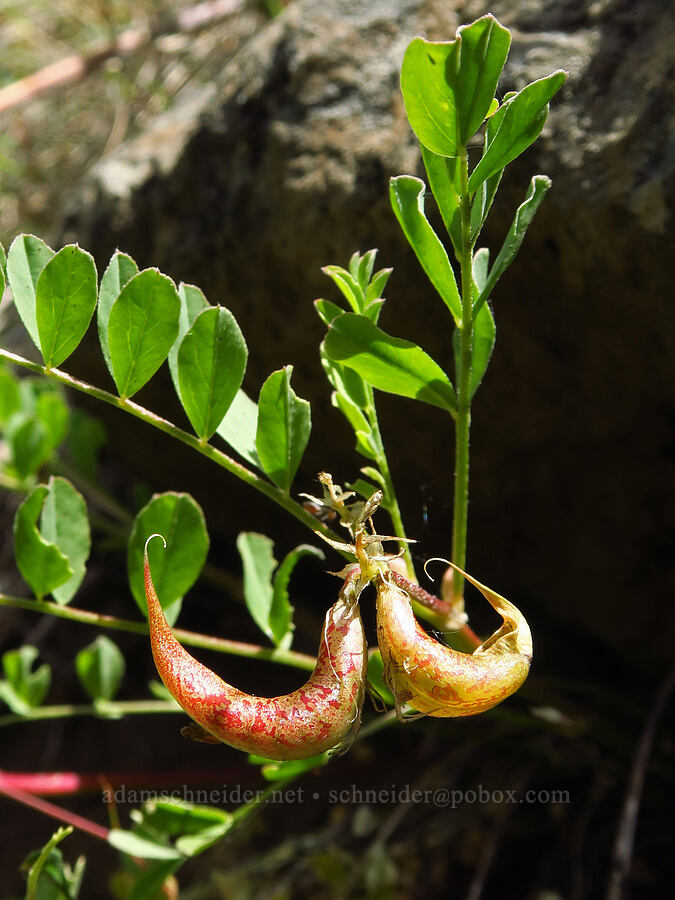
[61,0,675,665]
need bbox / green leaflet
[236,532,277,645]
[216,389,262,469]
[128,492,209,627]
[467,71,567,193]
[390,175,461,324]
[36,245,98,368]
[168,282,210,395]
[98,251,139,379]
[177,306,247,441]
[6,234,55,350]
[324,313,456,414]
[237,534,324,649]
[256,367,311,492]
[271,544,324,649]
[473,175,552,315]
[13,485,73,600]
[108,269,180,399]
[400,17,510,156]
[75,636,125,702]
[39,476,91,605]
[0,646,51,710]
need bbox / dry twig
[0,0,245,113]
[606,664,675,900]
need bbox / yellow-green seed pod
[376,563,532,718]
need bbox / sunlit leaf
[400,17,511,155]
[216,389,262,469]
[108,269,180,399]
[98,251,139,379]
[39,476,90,604]
[256,367,311,492]
[469,302,496,397]
[390,175,461,324]
[324,313,456,414]
[128,492,209,627]
[168,282,210,396]
[6,234,54,349]
[321,265,363,313]
[108,830,183,861]
[36,245,97,368]
[474,175,552,315]
[177,306,247,441]
[467,71,567,192]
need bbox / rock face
[61,0,675,665]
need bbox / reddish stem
[0,778,109,841]
[0,769,258,796]
[389,571,481,648]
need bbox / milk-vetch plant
[0,13,565,894]
[318,15,566,605]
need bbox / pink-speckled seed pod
[376,564,532,718]
[145,550,368,760]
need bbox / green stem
[0,352,460,625]
[451,148,474,600]
[0,348,345,550]
[0,699,179,729]
[0,592,316,671]
[364,386,415,579]
[26,827,75,899]
[0,470,30,492]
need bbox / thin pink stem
[0,779,109,841]
[0,769,256,796]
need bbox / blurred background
[0,0,674,897]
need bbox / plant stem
[0,348,345,550]
[364,386,415,579]
[0,777,109,841]
[0,592,317,671]
[25,826,74,899]
[0,470,29,492]
[0,352,461,628]
[451,148,474,601]
[0,699,180,729]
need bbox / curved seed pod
[376,563,532,718]
[144,543,368,760]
